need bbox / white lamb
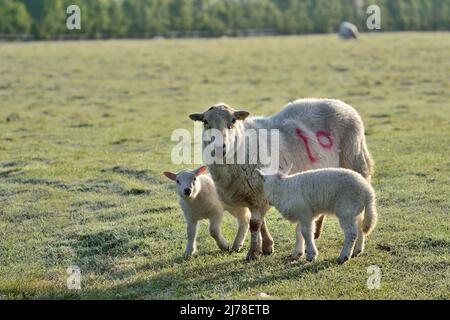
[256,166,377,264]
[164,166,250,258]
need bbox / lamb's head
[255,163,293,200]
[255,168,281,185]
[163,166,208,199]
[189,103,250,160]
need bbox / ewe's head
[189,103,250,159]
[163,166,207,199]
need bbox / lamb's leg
[291,223,305,260]
[184,220,198,258]
[246,209,263,260]
[337,215,358,264]
[314,215,326,239]
[261,218,274,255]
[209,216,229,251]
[300,219,318,262]
[352,214,365,257]
[230,207,250,252]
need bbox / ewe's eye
[176,180,180,184]
[193,177,196,182]
[228,118,236,129]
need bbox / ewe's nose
[184,188,191,196]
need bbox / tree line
[0,0,449,39]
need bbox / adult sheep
[189,99,374,260]
[339,21,359,40]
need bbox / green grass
[0,32,449,300]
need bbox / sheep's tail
[363,192,377,235]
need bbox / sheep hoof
[351,250,362,258]
[246,251,260,261]
[306,254,317,262]
[262,241,274,255]
[289,253,304,261]
[231,246,242,253]
[337,256,349,264]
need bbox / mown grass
[0,32,449,300]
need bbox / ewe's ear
[163,171,177,181]
[194,166,208,176]
[189,113,204,122]
[234,110,250,121]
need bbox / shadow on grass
[75,252,336,299]
[101,166,163,185]
[5,175,153,197]
[66,229,140,275]
[404,237,450,253]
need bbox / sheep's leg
[314,215,326,239]
[337,215,358,264]
[291,223,305,260]
[231,208,250,252]
[352,214,365,257]
[246,210,263,260]
[261,218,274,255]
[300,219,318,262]
[184,220,198,258]
[209,216,229,251]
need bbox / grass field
[0,32,449,300]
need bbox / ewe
[256,166,377,264]
[164,166,250,257]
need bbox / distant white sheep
[339,21,359,40]
[164,166,250,258]
[256,166,377,264]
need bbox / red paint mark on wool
[295,128,317,163]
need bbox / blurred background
[0,0,449,40]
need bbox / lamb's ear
[234,110,250,121]
[163,171,177,181]
[194,166,208,176]
[189,113,204,122]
